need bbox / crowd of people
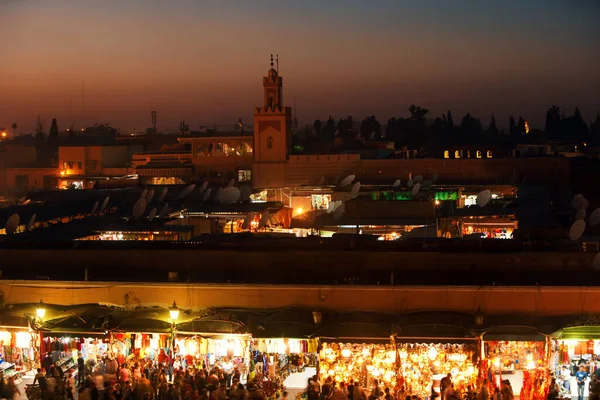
[302,375,517,400]
[20,353,289,400]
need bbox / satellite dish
[202,188,212,202]
[392,179,401,188]
[242,212,255,230]
[221,187,241,204]
[421,180,433,189]
[240,185,252,202]
[227,178,235,188]
[411,183,421,196]
[146,189,155,204]
[159,203,169,218]
[100,196,110,212]
[199,181,209,193]
[590,209,600,226]
[569,219,586,241]
[26,214,37,231]
[407,180,413,188]
[213,187,223,203]
[140,188,148,200]
[91,201,99,215]
[132,198,148,220]
[148,208,157,222]
[258,211,270,229]
[593,253,600,271]
[335,200,343,210]
[333,203,345,219]
[177,184,196,199]
[326,202,336,214]
[583,198,590,210]
[4,214,20,235]
[317,176,325,186]
[158,187,168,203]
[339,174,355,187]
[413,175,423,184]
[476,190,492,208]
[576,208,586,221]
[350,182,361,198]
[572,194,585,209]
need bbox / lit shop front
[550,324,600,399]
[318,342,479,398]
[483,340,547,393]
[251,338,318,389]
[172,335,250,373]
[0,330,37,383]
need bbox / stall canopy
[249,310,316,339]
[553,326,600,340]
[482,325,546,342]
[177,319,246,335]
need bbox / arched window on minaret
[267,137,274,149]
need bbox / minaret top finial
[270,54,274,68]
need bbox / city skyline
[1,0,599,133]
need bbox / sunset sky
[1,0,599,133]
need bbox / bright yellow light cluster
[319,343,478,399]
[396,343,477,398]
[320,343,398,387]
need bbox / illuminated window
[466,151,471,158]
[454,150,461,159]
[311,194,332,211]
[267,137,274,149]
[476,151,482,159]
[486,150,493,158]
[237,169,252,183]
[444,150,450,159]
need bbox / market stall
[318,340,479,399]
[550,324,600,399]
[482,326,549,397]
[0,329,37,383]
[252,338,318,388]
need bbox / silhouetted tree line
[302,105,600,153]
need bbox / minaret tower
[252,55,293,188]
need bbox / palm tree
[11,123,17,137]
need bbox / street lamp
[36,300,46,320]
[474,306,484,326]
[169,301,180,322]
